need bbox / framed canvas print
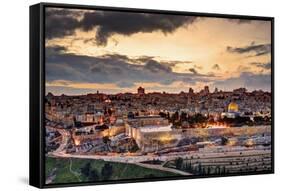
[29,2,274,188]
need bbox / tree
[180,112,187,122]
[254,116,265,125]
[207,166,211,175]
[215,166,220,174]
[80,162,91,177]
[186,161,192,170]
[127,112,135,119]
[89,169,99,181]
[198,162,203,174]
[170,111,179,124]
[188,113,208,125]
[129,142,139,152]
[221,137,228,145]
[175,157,184,169]
[159,112,167,118]
[101,163,113,180]
[221,166,226,174]
[102,136,110,144]
[144,174,155,178]
[108,108,112,116]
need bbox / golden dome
[228,102,239,112]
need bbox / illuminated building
[104,99,112,103]
[125,115,176,152]
[94,112,104,124]
[228,102,239,112]
[221,101,240,118]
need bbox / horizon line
[46,89,272,97]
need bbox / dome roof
[228,102,239,112]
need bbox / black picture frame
[30,2,274,188]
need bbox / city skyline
[43,7,272,184]
[45,86,270,97]
[45,8,271,95]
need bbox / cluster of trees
[80,162,114,181]
[129,140,140,152]
[218,115,271,126]
[175,157,184,169]
[253,116,271,125]
[174,157,228,175]
[159,111,208,128]
[159,111,271,128]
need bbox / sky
[45,7,272,95]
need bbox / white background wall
[0,0,279,190]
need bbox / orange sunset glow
[45,8,271,95]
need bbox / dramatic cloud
[212,64,220,70]
[189,68,198,74]
[226,42,271,57]
[81,11,197,46]
[45,9,81,39]
[144,60,172,73]
[161,60,193,67]
[45,45,67,55]
[46,8,198,45]
[45,8,272,94]
[251,62,271,70]
[227,18,252,24]
[46,46,213,88]
[213,72,271,91]
[100,53,192,67]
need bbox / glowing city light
[74,138,80,146]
